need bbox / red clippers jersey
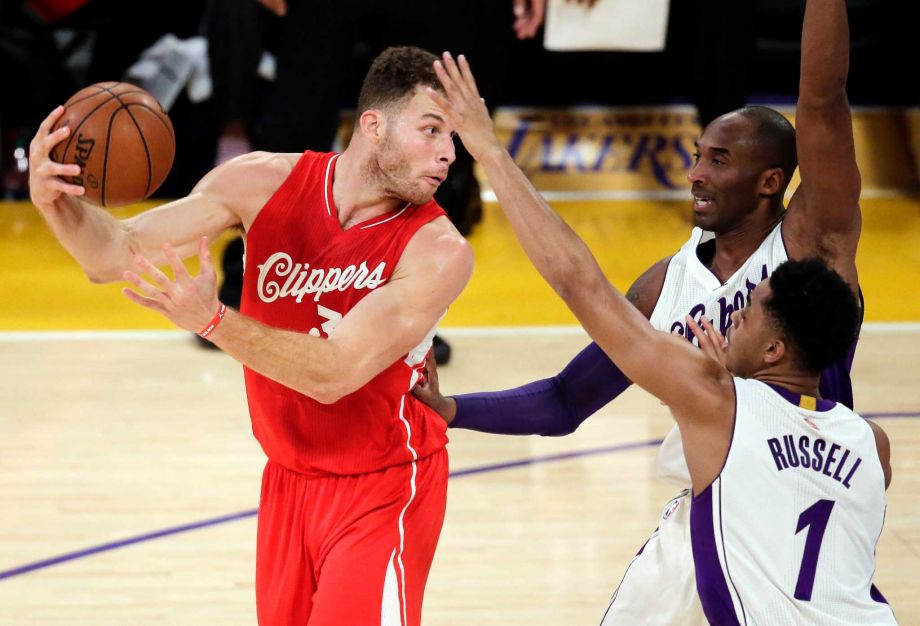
[240,151,450,476]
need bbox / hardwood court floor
[0,330,917,625]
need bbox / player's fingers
[46,178,85,196]
[121,286,168,314]
[163,244,192,284]
[31,126,68,165]
[440,52,472,100]
[425,86,452,113]
[36,105,65,138]
[686,315,705,343]
[42,162,81,178]
[123,270,169,302]
[424,349,438,381]
[40,126,72,158]
[133,255,174,292]
[701,316,725,348]
[433,58,460,100]
[197,237,217,282]
[686,315,716,357]
[456,55,481,98]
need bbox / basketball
[50,82,175,207]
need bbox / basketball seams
[56,83,174,206]
[54,94,121,171]
[101,107,122,207]
[118,106,154,196]
[99,84,175,142]
[124,104,175,142]
[99,85,172,204]
[61,88,111,110]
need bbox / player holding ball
[28,46,473,625]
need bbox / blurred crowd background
[1,0,918,207]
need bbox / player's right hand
[686,315,728,369]
[411,350,458,424]
[29,106,85,209]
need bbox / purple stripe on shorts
[691,484,743,626]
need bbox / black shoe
[433,334,451,366]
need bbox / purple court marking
[0,510,256,582]
[0,438,663,582]
[2,413,918,583]
[449,438,665,478]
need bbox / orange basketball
[50,82,175,207]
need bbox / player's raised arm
[29,106,260,282]
[430,53,734,479]
[783,0,861,287]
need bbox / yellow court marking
[2,196,919,330]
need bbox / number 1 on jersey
[794,498,835,601]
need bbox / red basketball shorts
[255,448,448,626]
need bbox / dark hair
[737,106,798,191]
[356,46,440,115]
[763,259,860,373]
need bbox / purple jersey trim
[765,383,836,412]
[691,483,744,626]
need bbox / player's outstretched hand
[28,106,85,210]
[428,52,503,163]
[412,350,457,425]
[686,315,728,368]
[122,237,221,334]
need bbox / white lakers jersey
[650,222,788,485]
[691,378,895,625]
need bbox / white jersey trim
[393,394,419,626]
[323,154,340,217]
[361,203,412,230]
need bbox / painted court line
[0,439,664,582]
[1,415,916,584]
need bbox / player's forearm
[209,309,348,404]
[452,342,632,436]
[478,146,601,300]
[800,0,850,103]
[35,195,135,283]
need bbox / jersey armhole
[245,151,327,240]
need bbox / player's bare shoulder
[196,152,298,231]
[396,216,474,288]
[626,255,672,319]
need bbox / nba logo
[662,498,681,521]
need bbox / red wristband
[198,302,227,339]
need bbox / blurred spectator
[2,0,205,198]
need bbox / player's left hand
[428,52,503,163]
[686,315,728,368]
[412,350,458,425]
[121,237,221,334]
